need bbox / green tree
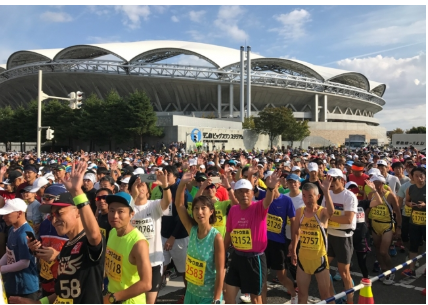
[252,107,293,149]
[125,90,162,150]
[282,119,311,147]
[407,126,426,134]
[0,106,15,147]
[43,99,77,147]
[242,116,255,129]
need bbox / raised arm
[319,175,334,220]
[157,170,172,211]
[263,171,281,209]
[175,172,195,234]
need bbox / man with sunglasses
[95,188,113,240]
[0,198,39,300]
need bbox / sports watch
[108,293,119,304]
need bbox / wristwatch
[213,300,221,304]
[109,293,118,304]
[162,185,171,191]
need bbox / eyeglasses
[96,195,108,201]
[42,195,59,201]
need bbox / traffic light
[46,128,54,140]
[68,92,76,109]
[76,91,84,109]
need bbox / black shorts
[401,216,410,243]
[327,235,353,265]
[264,239,288,270]
[353,223,369,253]
[225,251,267,295]
[409,224,426,253]
[149,264,163,292]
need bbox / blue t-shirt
[256,190,296,244]
[4,222,39,295]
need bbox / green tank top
[106,228,148,304]
[186,226,219,298]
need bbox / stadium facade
[0,40,388,148]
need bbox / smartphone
[26,231,36,242]
[211,177,221,184]
[138,174,158,183]
[295,158,301,162]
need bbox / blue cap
[346,161,354,166]
[286,174,301,181]
[106,192,133,211]
[65,166,72,173]
[44,184,67,196]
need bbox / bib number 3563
[230,229,252,250]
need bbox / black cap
[195,172,207,182]
[8,171,24,183]
[23,165,38,173]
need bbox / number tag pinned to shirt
[300,229,321,251]
[230,229,253,250]
[412,211,426,226]
[267,214,283,234]
[185,254,206,286]
[40,259,55,280]
[105,247,123,282]
[131,218,155,239]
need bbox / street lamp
[37,70,83,158]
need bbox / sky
[0,5,426,131]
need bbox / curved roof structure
[1,40,386,97]
[0,64,6,72]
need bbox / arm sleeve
[1,259,30,274]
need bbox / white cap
[403,155,410,159]
[207,161,215,166]
[275,158,280,163]
[133,168,145,175]
[43,173,55,182]
[370,174,386,184]
[88,163,97,169]
[254,158,259,163]
[345,181,358,189]
[189,159,197,166]
[2,179,11,185]
[330,154,335,159]
[83,173,96,183]
[29,177,49,192]
[220,159,225,165]
[123,161,130,165]
[264,171,274,179]
[124,157,130,161]
[308,162,319,172]
[0,198,28,215]
[283,161,291,167]
[257,163,263,168]
[121,177,130,184]
[234,179,253,190]
[368,168,381,176]
[199,164,205,169]
[377,160,388,166]
[327,168,343,178]
[291,166,301,172]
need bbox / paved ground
[157,243,426,304]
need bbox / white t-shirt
[285,192,305,240]
[385,174,400,195]
[322,189,358,237]
[131,200,164,266]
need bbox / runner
[104,191,152,304]
[402,167,426,278]
[129,172,172,304]
[367,174,402,285]
[223,169,280,304]
[301,163,324,205]
[175,172,225,304]
[290,179,334,304]
[348,161,369,200]
[10,161,105,304]
[396,166,415,250]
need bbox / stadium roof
[3,40,386,96]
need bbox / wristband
[267,187,274,192]
[226,187,232,191]
[162,185,171,191]
[76,201,90,210]
[40,297,49,304]
[73,193,89,206]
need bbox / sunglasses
[205,184,216,190]
[42,195,60,201]
[96,195,108,201]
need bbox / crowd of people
[0,145,425,304]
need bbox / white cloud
[40,11,73,23]
[86,36,123,44]
[115,5,150,29]
[213,6,248,42]
[87,6,110,16]
[269,9,311,40]
[336,54,426,131]
[189,10,205,23]
[171,15,179,22]
[187,30,205,41]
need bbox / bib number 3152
[230,229,252,250]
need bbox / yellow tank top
[106,228,148,304]
[368,191,393,222]
[298,206,327,260]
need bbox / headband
[351,165,364,171]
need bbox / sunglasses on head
[96,195,108,201]
[205,184,216,189]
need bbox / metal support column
[240,46,245,122]
[314,94,319,122]
[229,84,234,118]
[323,95,328,122]
[217,84,222,118]
[246,46,251,118]
[37,70,42,158]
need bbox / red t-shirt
[348,173,369,200]
[0,191,16,200]
[215,185,229,201]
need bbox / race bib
[286,217,291,226]
[356,207,365,223]
[53,297,73,304]
[328,209,342,227]
[300,229,321,251]
[404,205,413,217]
[213,210,224,228]
[267,214,283,234]
[371,205,387,218]
[105,247,123,282]
[28,220,34,228]
[185,254,206,286]
[132,218,155,239]
[6,247,16,265]
[411,211,426,226]
[100,228,106,238]
[230,229,253,250]
[40,259,55,280]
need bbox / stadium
[0,40,388,147]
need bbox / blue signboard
[191,128,202,143]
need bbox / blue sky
[0,5,426,131]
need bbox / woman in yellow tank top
[290,178,334,304]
